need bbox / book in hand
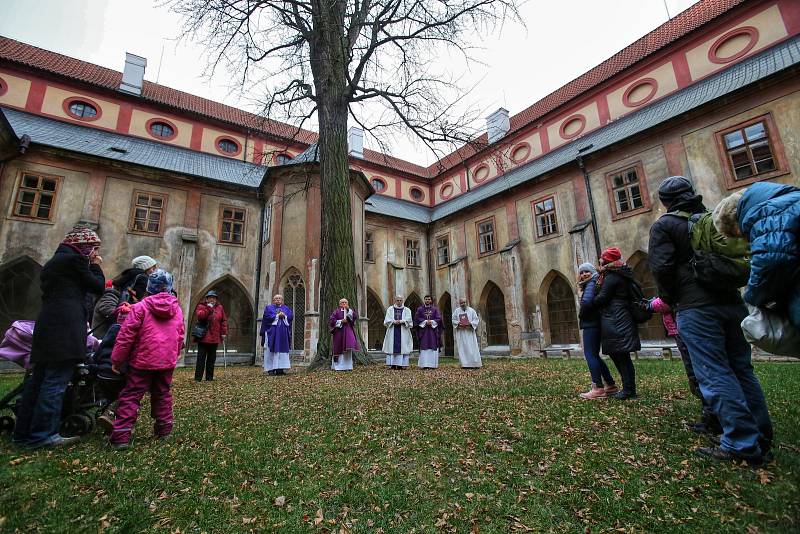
[458,313,470,327]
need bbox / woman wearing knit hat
[13,226,105,449]
[577,262,619,399]
[589,247,641,399]
[91,255,159,338]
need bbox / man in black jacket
[648,176,772,465]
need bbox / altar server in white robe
[383,296,414,369]
[452,297,482,368]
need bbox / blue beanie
[578,262,597,275]
[146,269,173,294]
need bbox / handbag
[628,280,653,324]
[191,322,208,341]
[741,305,800,357]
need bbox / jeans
[195,343,218,381]
[608,352,636,394]
[110,368,174,445]
[677,304,772,456]
[13,360,76,446]
[582,328,615,387]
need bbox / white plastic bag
[741,305,800,357]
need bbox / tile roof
[0,0,751,179]
[1,107,266,187]
[427,0,748,174]
[364,194,433,223]
[431,36,800,221]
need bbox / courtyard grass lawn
[0,359,798,533]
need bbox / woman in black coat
[13,226,105,449]
[591,247,641,399]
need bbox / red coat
[194,302,228,344]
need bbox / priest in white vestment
[452,297,482,368]
[383,296,414,369]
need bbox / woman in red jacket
[193,290,228,381]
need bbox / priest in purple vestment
[329,298,359,371]
[260,294,294,375]
[415,295,443,369]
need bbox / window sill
[128,229,165,238]
[218,240,246,248]
[533,232,562,244]
[610,205,652,222]
[7,215,56,225]
[477,250,499,259]
[724,169,790,190]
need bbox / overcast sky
[0,0,699,165]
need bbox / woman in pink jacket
[649,297,721,435]
[109,270,184,449]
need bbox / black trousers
[608,352,636,394]
[195,343,218,381]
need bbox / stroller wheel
[61,414,93,437]
[0,415,14,434]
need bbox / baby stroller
[0,320,126,437]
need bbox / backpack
[628,279,653,324]
[667,211,750,290]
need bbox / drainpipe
[576,149,602,259]
[252,192,266,366]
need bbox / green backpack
[667,211,751,290]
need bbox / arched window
[404,293,423,351]
[194,277,254,358]
[0,256,43,338]
[546,275,579,344]
[282,273,306,351]
[367,289,385,351]
[483,282,509,346]
[438,293,454,356]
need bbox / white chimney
[348,126,364,158]
[119,53,147,95]
[486,107,510,144]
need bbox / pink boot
[579,384,606,399]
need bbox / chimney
[119,53,147,95]
[486,108,510,144]
[348,126,364,158]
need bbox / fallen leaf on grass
[275,495,286,507]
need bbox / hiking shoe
[611,391,637,400]
[111,442,130,450]
[603,384,619,395]
[579,384,606,400]
[685,421,716,435]
[695,446,763,466]
[97,413,115,432]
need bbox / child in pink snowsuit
[109,270,184,448]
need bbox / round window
[217,138,240,154]
[275,153,292,165]
[371,178,386,192]
[67,100,98,119]
[149,121,175,138]
[410,187,424,202]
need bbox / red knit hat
[600,247,622,264]
[62,226,101,247]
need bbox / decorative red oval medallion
[622,78,659,108]
[708,26,759,65]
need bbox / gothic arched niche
[195,275,255,357]
[438,292,454,356]
[479,281,509,346]
[281,269,306,351]
[367,288,384,351]
[545,273,580,345]
[0,256,42,338]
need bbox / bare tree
[172,0,522,368]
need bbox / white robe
[383,306,413,367]
[263,316,291,371]
[452,306,482,368]
[331,350,354,371]
[417,318,439,368]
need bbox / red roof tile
[427,0,747,175]
[0,0,746,179]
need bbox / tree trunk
[308,0,369,369]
